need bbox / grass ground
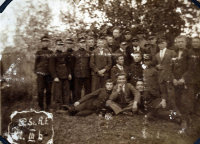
[2,97,200,144]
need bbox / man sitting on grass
[106,73,140,115]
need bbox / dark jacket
[109,83,140,105]
[73,48,91,78]
[34,47,53,75]
[153,49,176,83]
[129,62,143,86]
[110,64,129,82]
[90,48,112,75]
[143,66,159,95]
[78,88,112,108]
[172,49,189,81]
[49,50,71,79]
[186,48,200,84]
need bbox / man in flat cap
[152,37,180,116]
[147,34,159,56]
[73,37,91,102]
[126,36,144,64]
[34,35,53,111]
[50,39,72,111]
[114,41,129,66]
[110,54,129,83]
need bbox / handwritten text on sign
[7,109,54,144]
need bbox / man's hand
[173,79,178,86]
[178,78,185,85]
[156,64,163,70]
[117,84,122,93]
[54,77,59,82]
[132,101,138,112]
[74,101,80,107]
[98,70,104,76]
[160,99,166,108]
[68,74,72,80]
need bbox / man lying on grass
[66,79,114,116]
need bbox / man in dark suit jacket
[114,41,129,66]
[106,73,140,115]
[73,37,91,102]
[67,79,114,116]
[110,54,129,83]
[34,35,53,110]
[153,37,179,114]
[90,38,112,91]
[65,37,75,103]
[50,39,72,109]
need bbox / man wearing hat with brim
[50,39,72,111]
[34,34,53,111]
[73,37,91,102]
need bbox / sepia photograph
[0,0,200,143]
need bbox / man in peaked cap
[65,37,75,103]
[34,34,53,111]
[73,37,91,102]
[50,38,72,111]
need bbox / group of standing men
[34,27,200,130]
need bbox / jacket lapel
[161,49,169,63]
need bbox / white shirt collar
[119,48,124,52]
[116,64,124,71]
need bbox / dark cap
[56,39,64,45]
[41,35,50,42]
[79,37,86,43]
[132,36,139,42]
[124,30,131,35]
[144,43,152,47]
[65,38,74,44]
[143,54,152,60]
[157,36,167,44]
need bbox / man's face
[106,36,114,45]
[132,39,139,47]
[117,75,126,85]
[148,36,157,45]
[125,34,132,41]
[116,56,124,65]
[136,81,144,92]
[97,39,105,48]
[158,41,167,50]
[87,39,95,47]
[79,42,86,49]
[192,38,200,49]
[66,43,74,49]
[133,53,142,63]
[120,43,127,50]
[41,41,49,48]
[175,37,187,49]
[56,44,64,51]
[113,29,121,39]
[105,82,114,91]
